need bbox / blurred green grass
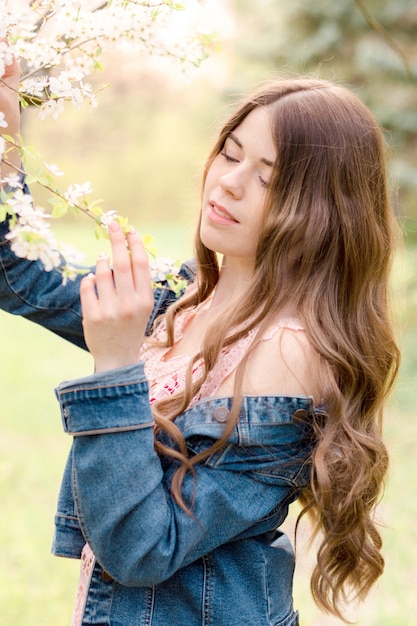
[1,226,416,624]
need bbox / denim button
[101,570,114,583]
[214,406,230,422]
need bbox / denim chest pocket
[186,433,313,489]
[162,395,320,487]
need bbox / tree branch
[355,0,413,79]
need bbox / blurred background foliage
[2,1,417,623]
[24,0,417,237]
[230,0,417,237]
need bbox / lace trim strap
[142,315,305,407]
[262,317,304,340]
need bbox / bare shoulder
[240,326,325,403]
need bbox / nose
[219,167,245,199]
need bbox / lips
[208,202,239,224]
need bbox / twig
[355,0,413,80]
[1,155,97,223]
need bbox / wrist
[94,356,142,374]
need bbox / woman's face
[200,106,277,269]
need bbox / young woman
[0,50,400,625]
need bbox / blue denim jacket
[0,197,322,625]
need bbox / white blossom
[5,1,212,120]
[4,190,85,278]
[21,76,49,98]
[48,74,74,99]
[1,172,23,189]
[6,190,37,217]
[44,162,64,176]
[64,181,93,206]
[61,264,79,285]
[100,210,119,229]
[149,257,179,283]
[57,241,85,265]
[0,40,15,77]
[39,98,65,120]
[0,1,211,284]
[6,222,61,272]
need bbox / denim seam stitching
[68,421,155,436]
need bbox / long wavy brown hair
[149,78,401,621]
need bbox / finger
[93,252,117,303]
[108,221,135,295]
[80,273,99,319]
[126,229,153,296]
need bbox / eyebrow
[229,132,274,167]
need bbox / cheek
[249,195,268,230]
[203,162,219,194]
[201,175,212,207]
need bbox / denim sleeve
[0,179,196,349]
[0,177,89,349]
[55,364,300,587]
[0,230,89,349]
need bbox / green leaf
[143,233,155,247]
[51,204,69,219]
[20,143,39,159]
[143,233,157,257]
[37,174,54,187]
[167,277,188,296]
[25,174,39,185]
[88,204,104,218]
[94,225,109,240]
[116,215,130,231]
[48,195,69,218]
[0,190,12,205]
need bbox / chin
[199,227,221,255]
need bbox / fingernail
[98,252,108,260]
[109,220,121,232]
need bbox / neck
[210,256,298,320]
[210,255,254,310]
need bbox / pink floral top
[141,299,304,408]
[70,299,304,626]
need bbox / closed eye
[220,147,270,188]
[221,150,239,163]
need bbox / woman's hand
[0,39,21,177]
[80,221,154,373]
